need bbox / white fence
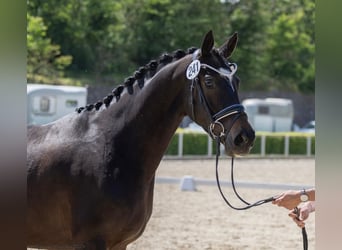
[167,132,314,158]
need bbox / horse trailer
[27,84,87,125]
[242,98,294,132]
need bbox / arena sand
[128,158,315,250]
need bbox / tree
[266,4,315,93]
[226,0,271,91]
[27,13,72,83]
[28,0,126,84]
[27,0,315,93]
[121,0,230,66]
[224,0,314,93]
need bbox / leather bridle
[187,50,275,209]
[187,50,308,250]
[188,49,245,141]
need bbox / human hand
[272,190,301,210]
[288,202,315,228]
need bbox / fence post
[178,132,183,157]
[261,135,266,157]
[284,135,289,156]
[306,136,312,157]
[207,134,212,157]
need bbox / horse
[27,30,255,250]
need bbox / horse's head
[185,30,255,156]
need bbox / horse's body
[27,31,255,249]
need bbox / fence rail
[166,131,314,158]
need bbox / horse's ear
[219,32,238,59]
[201,30,214,57]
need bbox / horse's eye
[204,75,214,88]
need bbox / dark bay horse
[27,30,255,249]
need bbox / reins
[187,51,308,249]
[214,138,275,210]
[188,54,278,209]
[294,207,309,250]
[214,139,308,250]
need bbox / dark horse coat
[27,31,255,249]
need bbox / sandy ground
[29,158,315,250]
[128,158,315,250]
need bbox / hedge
[165,132,217,155]
[165,131,315,156]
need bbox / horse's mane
[76,47,198,113]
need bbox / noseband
[187,50,245,140]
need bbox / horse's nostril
[234,130,254,147]
[234,133,247,146]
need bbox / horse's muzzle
[224,122,255,157]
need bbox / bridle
[187,49,245,141]
[187,50,272,206]
[187,50,308,250]
[186,50,274,209]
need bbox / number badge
[186,60,201,80]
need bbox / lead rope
[294,207,309,250]
[302,227,308,250]
[214,138,308,249]
[215,138,274,210]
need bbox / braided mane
[76,47,198,113]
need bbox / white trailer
[27,84,87,125]
[242,98,294,132]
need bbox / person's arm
[306,188,315,201]
[272,188,315,210]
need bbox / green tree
[226,0,314,93]
[266,5,315,93]
[27,13,72,83]
[227,0,271,91]
[121,0,230,67]
[27,0,314,93]
[28,0,126,83]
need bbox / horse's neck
[103,58,189,173]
